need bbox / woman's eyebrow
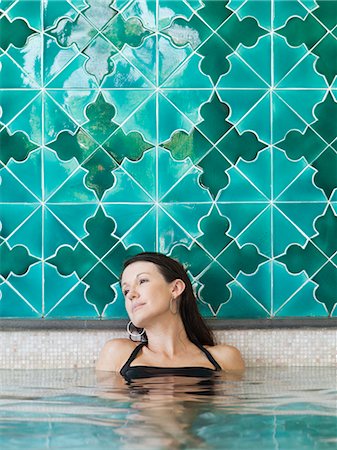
[121,272,150,286]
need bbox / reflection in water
[0,368,336,450]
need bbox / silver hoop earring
[127,321,145,340]
[169,297,178,315]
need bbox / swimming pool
[0,367,336,449]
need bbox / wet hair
[122,252,215,346]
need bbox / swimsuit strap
[120,342,146,374]
[195,342,222,371]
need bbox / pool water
[0,367,336,449]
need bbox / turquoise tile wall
[0,0,336,320]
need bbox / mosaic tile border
[0,328,335,368]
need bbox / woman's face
[121,261,176,328]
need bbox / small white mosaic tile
[0,329,336,369]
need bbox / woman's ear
[171,279,185,298]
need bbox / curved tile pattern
[0,0,336,319]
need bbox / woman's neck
[144,317,192,359]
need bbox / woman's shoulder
[205,343,245,372]
[96,338,138,372]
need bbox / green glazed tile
[103,204,153,238]
[46,283,98,318]
[6,34,42,85]
[158,94,193,142]
[217,203,267,239]
[0,128,38,166]
[0,91,40,126]
[6,149,41,198]
[198,34,233,85]
[82,264,119,315]
[7,1,41,31]
[46,90,97,126]
[102,166,153,203]
[82,92,118,144]
[160,165,212,203]
[161,90,212,124]
[0,282,40,318]
[312,148,337,199]
[0,240,38,279]
[120,0,156,31]
[47,167,97,203]
[83,36,117,85]
[162,53,213,88]
[121,35,156,84]
[0,204,38,239]
[198,262,234,314]
[275,203,326,239]
[217,90,267,127]
[0,53,39,88]
[102,283,128,318]
[47,130,97,164]
[163,14,211,49]
[157,208,191,252]
[198,0,232,29]
[277,166,327,202]
[44,0,79,30]
[8,208,42,258]
[159,35,193,85]
[237,208,272,257]
[103,240,143,277]
[216,282,270,318]
[122,209,156,251]
[103,14,151,50]
[105,128,154,164]
[272,261,310,313]
[170,242,212,277]
[82,149,117,200]
[217,14,266,50]
[272,208,307,256]
[121,95,156,143]
[0,16,36,51]
[43,95,77,142]
[277,53,327,89]
[44,208,79,257]
[0,167,39,203]
[43,149,79,199]
[121,148,156,198]
[279,242,327,278]
[46,54,99,88]
[45,204,97,241]
[198,148,230,199]
[5,263,42,313]
[102,53,155,88]
[217,128,267,164]
[228,0,271,30]
[276,282,328,317]
[161,203,211,239]
[197,207,232,257]
[8,95,42,144]
[274,0,317,29]
[218,240,267,276]
[237,261,272,311]
[43,36,77,85]
[101,90,153,124]
[275,90,326,125]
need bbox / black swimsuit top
[120,342,222,382]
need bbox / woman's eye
[139,278,148,284]
[123,289,129,296]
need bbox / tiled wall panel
[0,0,336,320]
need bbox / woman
[96,252,245,380]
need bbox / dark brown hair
[122,252,215,346]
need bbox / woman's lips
[132,302,145,313]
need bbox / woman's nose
[127,288,139,300]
